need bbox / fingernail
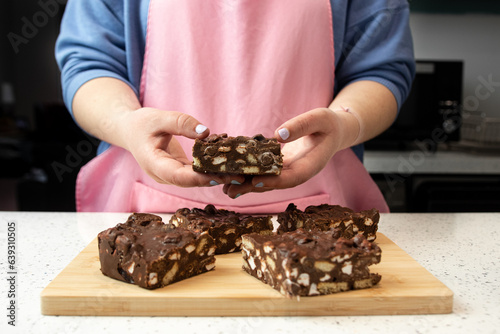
[234,193,241,199]
[209,180,219,186]
[231,180,241,185]
[195,124,208,134]
[255,182,264,188]
[278,128,290,140]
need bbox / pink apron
[76,0,389,214]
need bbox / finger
[224,180,256,198]
[275,108,333,143]
[224,173,297,198]
[146,154,207,186]
[250,166,310,191]
[200,173,246,187]
[222,176,246,195]
[223,153,317,197]
[151,109,210,139]
[222,183,230,195]
[143,147,246,188]
[171,170,246,188]
[143,147,242,187]
[156,165,243,188]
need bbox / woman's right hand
[117,107,245,187]
[72,78,244,188]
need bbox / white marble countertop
[364,150,500,174]
[0,211,499,334]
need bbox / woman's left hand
[222,107,358,198]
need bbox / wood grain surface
[40,233,453,316]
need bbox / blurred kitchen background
[1,0,499,212]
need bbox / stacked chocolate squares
[98,203,381,297]
[98,206,273,289]
[241,203,381,297]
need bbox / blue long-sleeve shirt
[56,0,415,157]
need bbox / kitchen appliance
[366,60,464,151]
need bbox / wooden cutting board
[40,233,453,316]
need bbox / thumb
[161,110,209,139]
[274,108,332,143]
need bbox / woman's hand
[222,107,359,198]
[118,107,246,187]
[222,80,399,198]
[72,78,245,188]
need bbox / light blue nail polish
[209,180,219,186]
[278,128,290,140]
[255,182,264,188]
[235,193,241,199]
[231,180,241,185]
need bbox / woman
[56,0,415,213]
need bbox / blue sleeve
[331,0,416,110]
[55,0,148,116]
